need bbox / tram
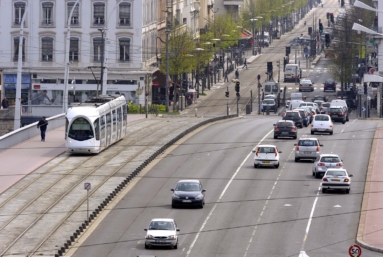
[65,95,127,153]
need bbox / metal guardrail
[0,113,65,153]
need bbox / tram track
[0,118,193,256]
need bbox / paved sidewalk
[357,124,383,253]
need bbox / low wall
[0,113,65,153]
[0,107,15,136]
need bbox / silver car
[145,218,179,249]
[299,78,314,92]
[294,137,323,162]
[312,154,343,178]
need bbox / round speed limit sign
[349,244,362,257]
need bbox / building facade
[0,0,157,110]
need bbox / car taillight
[291,126,296,131]
[275,149,278,157]
[275,126,279,131]
[299,84,302,87]
[327,112,330,115]
[316,146,320,151]
[339,112,343,115]
[344,178,350,182]
[318,162,325,166]
[311,124,314,127]
[309,84,312,87]
[320,107,323,110]
[295,145,299,150]
[322,178,328,182]
[336,162,343,166]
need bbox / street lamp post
[255,16,263,54]
[250,18,257,56]
[98,28,107,96]
[165,29,170,112]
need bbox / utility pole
[165,29,170,112]
[14,4,28,130]
[98,28,107,95]
[227,85,229,116]
[257,75,261,114]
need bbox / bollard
[195,108,198,117]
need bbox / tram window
[100,115,106,138]
[112,110,117,132]
[94,118,100,140]
[106,113,111,136]
[68,117,94,141]
[123,104,127,122]
[117,108,122,124]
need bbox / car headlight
[195,194,204,200]
[146,235,153,239]
[172,194,180,199]
[168,235,175,239]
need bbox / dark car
[295,109,309,127]
[273,120,297,139]
[283,111,303,128]
[313,95,328,102]
[327,106,348,124]
[171,180,205,208]
[261,99,277,112]
[324,79,337,92]
[352,74,361,83]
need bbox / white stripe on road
[186,129,274,256]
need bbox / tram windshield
[68,117,94,141]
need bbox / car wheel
[322,188,327,193]
[199,202,204,209]
[346,116,349,122]
[311,131,314,135]
[313,170,315,177]
[293,136,297,139]
[295,158,299,162]
[299,89,301,92]
[172,203,177,209]
[275,163,279,168]
[342,120,346,124]
[346,189,350,194]
[274,135,278,139]
[174,241,178,249]
[145,243,150,249]
[300,124,303,128]
[254,164,258,168]
[330,131,333,135]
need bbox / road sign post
[84,182,91,219]
[349,244,362,257]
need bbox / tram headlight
[89,140,93,144]
[69,140,72,144]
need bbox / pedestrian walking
[1,97,9,109]
[224,70,229,82]
[235,69,239,79]
[37,116,49,142]
[243,58,248,69]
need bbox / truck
[262,79,281,108]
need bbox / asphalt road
[72,111,379,257]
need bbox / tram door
[106,113,111,146]
[117,107,121,140]
[112,110,117,143]
[100,115,106,149]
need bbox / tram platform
[0,114,147,194]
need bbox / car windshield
[301,80,311,84]
[326,80,334,83]
[175,182,200,191]
[320,156,341,163]
[264,85,271,92]
[263,100,274,104]
[285,112,299,117]
[277,122,293,127]
[298,140,318,146]
[149,221,175,230]
[315,115,329,121]
[257,147,276,153]
[326,170,347,177]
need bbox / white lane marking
[186,129,274,256]
[244,145,295,257]
[341,128,345,133]
[298,186,320,256]
[334,205,342,208]
[284,204,292,207]
[288,87,293,89]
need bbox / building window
[93,37,102,62]
[67,2,80,25]
[41,37,53,62]
[14,2,26,25]
[183,18,187,24]
[42,2,54,25]
[119,2,131,26]
[93,2,105,25]
[119,38,130,62]
[13,37,25,62]
[69,37,79,62]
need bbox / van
[289,100,304,110]
[330,99,348,109]
[284,64,302,82]
[290,93,303,101]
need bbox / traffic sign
[369,67,376,74]
[362,107,366,112]
[349,244,362,257]
[84,182,91,191]
[257,74,261,81]
[357,87,363,95]
[367,86,373,95]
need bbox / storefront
[4,74,31,106]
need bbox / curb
[54,114,238,257]
[311,55,321,66]
[356,127,383,253]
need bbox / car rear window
[277,122,293,127]
[257,147,276,153]
[298,140,318,146]
[329,108,342,112]
[263,100,274,104]
[315,115,329,121]
[323,103,330,107]
[326,170,347,177]
[320,156,341,163]
[299,103,307,107]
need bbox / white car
[253,144,282,168]
[299,78,314,92]
[145,219,179,249]
[285,100,291,109]
[294,137,323,162]
[311,114,333,135]
[264,94,277,100]
[322,168,353,194]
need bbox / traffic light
[267,62,273,72]
[319,23,323,33]
[308,27,312,35]
[285,46,291,56]
[225,91,229,97]
[341,0,344,7]
[235,82,240,93]
[330,13,334,23]
[325,34,330,48]
[364,83,367,94]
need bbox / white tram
[65,95,127,153]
